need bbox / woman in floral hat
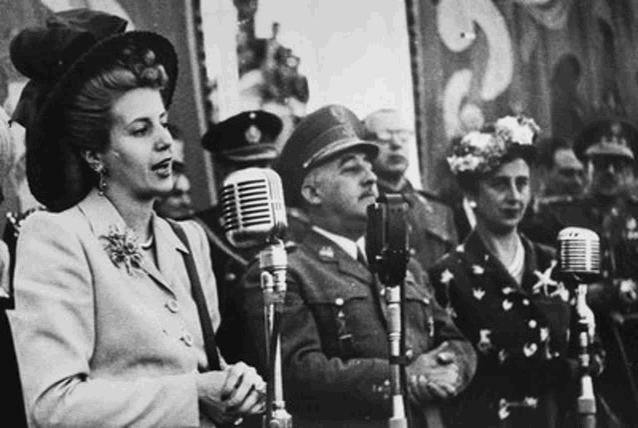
[428,116,604,427]
[8,9,264,427]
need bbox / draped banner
[405,0,638,197]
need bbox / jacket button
[225,272,237,282]
[335,297,344,306]
[528,319,537,328]
[166,299,179,313]
[181,332,194,347]
[522,299,530,306]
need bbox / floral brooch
[447,114,541,176]
[100,226,144,276]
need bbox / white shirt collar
[312,225,366,262]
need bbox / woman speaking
[8,9,264,427]
[429,116,604,428]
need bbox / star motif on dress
[456,244,465,253]
[502,299,513,311]
[532,260,558,296]
[477,329,493,353]
[540,327,549,342]
[523,342,538,357]
[440,269,454,284]
[498,399,511,420]
[549,282,570,302]
[523,397,539,408]
[472,264,485,275]
[498,349,508,364]
[473,288,486,300]
[502,287,515,295]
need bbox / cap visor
[303,138,379,169]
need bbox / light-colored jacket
[9,189,221,428]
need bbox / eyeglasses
[375,129,414,143]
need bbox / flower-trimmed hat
[10,8,178,212]
[447,115,541,177]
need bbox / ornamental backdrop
[406,0,638,198]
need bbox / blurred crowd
[3,8,638,428]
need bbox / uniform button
[380,288,386,297]
[405,348,414,359]
[410,248,417,256]
[528,320,537,328]
[166,299,179,313]
[225,272,237,282]
[181,332,194,347]
[335,297,344,306]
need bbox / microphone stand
[259,238,293,428]
[367,195,410,428]
[575,281,596,428]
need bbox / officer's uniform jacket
[428,231,603,428]
[377,180,457,271]
[239,226,476,428]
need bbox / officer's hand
[406,343,460,403]
[616,278,638,305]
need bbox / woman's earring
[90,162,107,196]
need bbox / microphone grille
[220,168,287,248]
[556,227,600,275]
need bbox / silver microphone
[220,167,288,248]
[556,227,599,428]
[556,227,601,284]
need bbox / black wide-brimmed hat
[276,104,379,207]
[10,8,178,212]
[573,117,637,162]
[202,110,282,164]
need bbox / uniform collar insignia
[319,245,335,260]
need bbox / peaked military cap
[276,104,379,207]
[574,118,637,162]
[201,110,283,163]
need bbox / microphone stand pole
[575,282,596,428]
[367,194,410,428]
[260,238,293,428]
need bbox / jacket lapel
[77,190,180,296]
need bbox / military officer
[238,104,477,428]
[194,110,283,363]
[531,117,638,425]
[363,108,458,271]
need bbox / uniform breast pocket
[403,277,436,351]
[303,285,376,358]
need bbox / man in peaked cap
[193,110,283,364]
[531,117,638,425]
[362,108,458,272]
[238,104,476,427]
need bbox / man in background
[519,136,585,245]
[154,124,195,220]
[362,108,458,270]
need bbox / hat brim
[302,137,379,170]
[574,117,638,163]
[26,31,178,212]
[219,144,279,164]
